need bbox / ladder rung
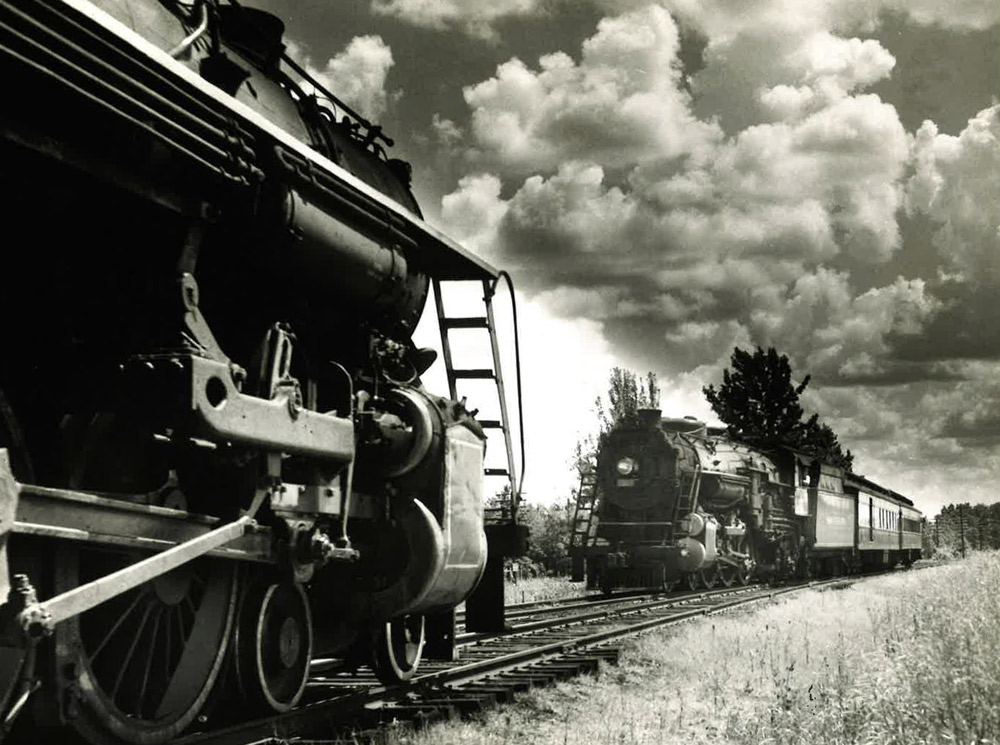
[484,468,509,477]
[478,420,504,429]
[442,316,490,329]
[452,369,495,380]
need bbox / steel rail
[175,578,850,745]
[457,585,763,644]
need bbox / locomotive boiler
[0,1,524,742]
[571,410,922,593]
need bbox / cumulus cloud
[439,173,508,259]
[462,6,721,173]
[651,0,998,39]
[440,0,924,379]
[431,113,463,150]
[906,105,1000,281]
[370,0,538,40]
[372,0,997,42]
[881,0,1000,30]
[425,1,997,510]
[747,272,940,382]
[291,35,396,119]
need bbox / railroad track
[173,577,857,745]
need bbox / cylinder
[684,511,706,536]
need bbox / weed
[394,553,1000,745]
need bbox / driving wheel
[371,615,425,684]
[233,579,312,712]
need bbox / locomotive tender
[0,0,524,742]
[573,410,922,592]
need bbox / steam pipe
[169,1,210,58]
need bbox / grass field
[400,553,1000,745]
[503,576,590,605]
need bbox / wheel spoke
[156,570,231,718]
[88,589,146,663]
[111,601,153,702]
[136,609,162,715]
[174,605,187,649]
[55,413,240,743]
[163,608,172,689]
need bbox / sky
[249,0,999,518]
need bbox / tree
[703,346,809,444]
[595,367,660,435]
[704,346,853,470]
[798,415,854,472]
[570,366,660,506]
[571,436,597,478]
[574,366,661,476]
[518,501,573,574]
[933,502,1000,555]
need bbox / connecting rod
[12,515,252,642]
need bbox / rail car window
[902,517,921,533]
[869,498,873,540]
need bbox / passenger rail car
[0,1,524,743]
[571,410,922,593]
[848,474,924,570]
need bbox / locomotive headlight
[616,457,638,476]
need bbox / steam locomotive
[572,411,922,592]
[0,1,524,742]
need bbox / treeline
[515,501,572,575]
[928,502,1000,556]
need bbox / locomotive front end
[581,413,762,593]
[591,410,697,589]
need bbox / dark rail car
[0,1,524,742]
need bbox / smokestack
[637,408,661,428]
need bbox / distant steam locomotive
[571,411,922,592]
[0,1,523,743]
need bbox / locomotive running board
[0,450,271,645]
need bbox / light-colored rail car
[901,504,923,554]
[846,474,922,569]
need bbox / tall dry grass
[397,552,1000,745]
[503,576,588,605]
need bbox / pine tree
[704,346,853,470]
[703,346,809,444]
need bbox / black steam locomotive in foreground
[0,1,524,742]
[571,411,922,592]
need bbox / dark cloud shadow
[891,282,1000,362]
